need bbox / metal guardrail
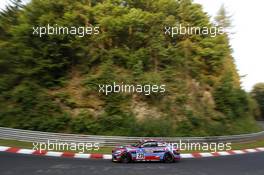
[0,127,264,147]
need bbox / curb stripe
[0,146,10,151]
[0,146,264,160]
[217,151,230,156]
[227,150,236,155]
[232,150,245,154]
[258,147,264,151]
[191,153,202,158]
[6,147,20,153]
[33,150,47,155]
[17,149,35,154]
[103,154,112,160]
[45,151,63,157]
[90,154,103,159]
[245,149,257,153]
[199,153,213,157]
[74,153,91,159]
[180,153,193,158]
[211,152,220,156]
[256,147,264,151]
[62,152,75,158]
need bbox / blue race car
[112,139,180,163]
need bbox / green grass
[231,139,264,150]
[177,139,264,153]
[0,139,32,149]
[0,138,264,154]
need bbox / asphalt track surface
[1,152,264,175]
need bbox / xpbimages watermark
[32,24,100,37]
[168,141,232,152]
[164,24,225,38]
[98,82,166,95]
[32,140,100,153]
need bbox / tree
[132,60,143,81]
[214,4,232,29]
[251,83,264,119]
[213,72,249,119]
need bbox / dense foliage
[0,0,260,136]
[251,83,264,120]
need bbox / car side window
[157,142,166,147]
[150,142,158,147]
[142,142,150,147]
[142,142,158,147]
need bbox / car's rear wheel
[163,153,174,163]
[120,152,132,163]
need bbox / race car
[112,139,180,163]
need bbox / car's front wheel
[120,152,132,163]
[163,153,174,163]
